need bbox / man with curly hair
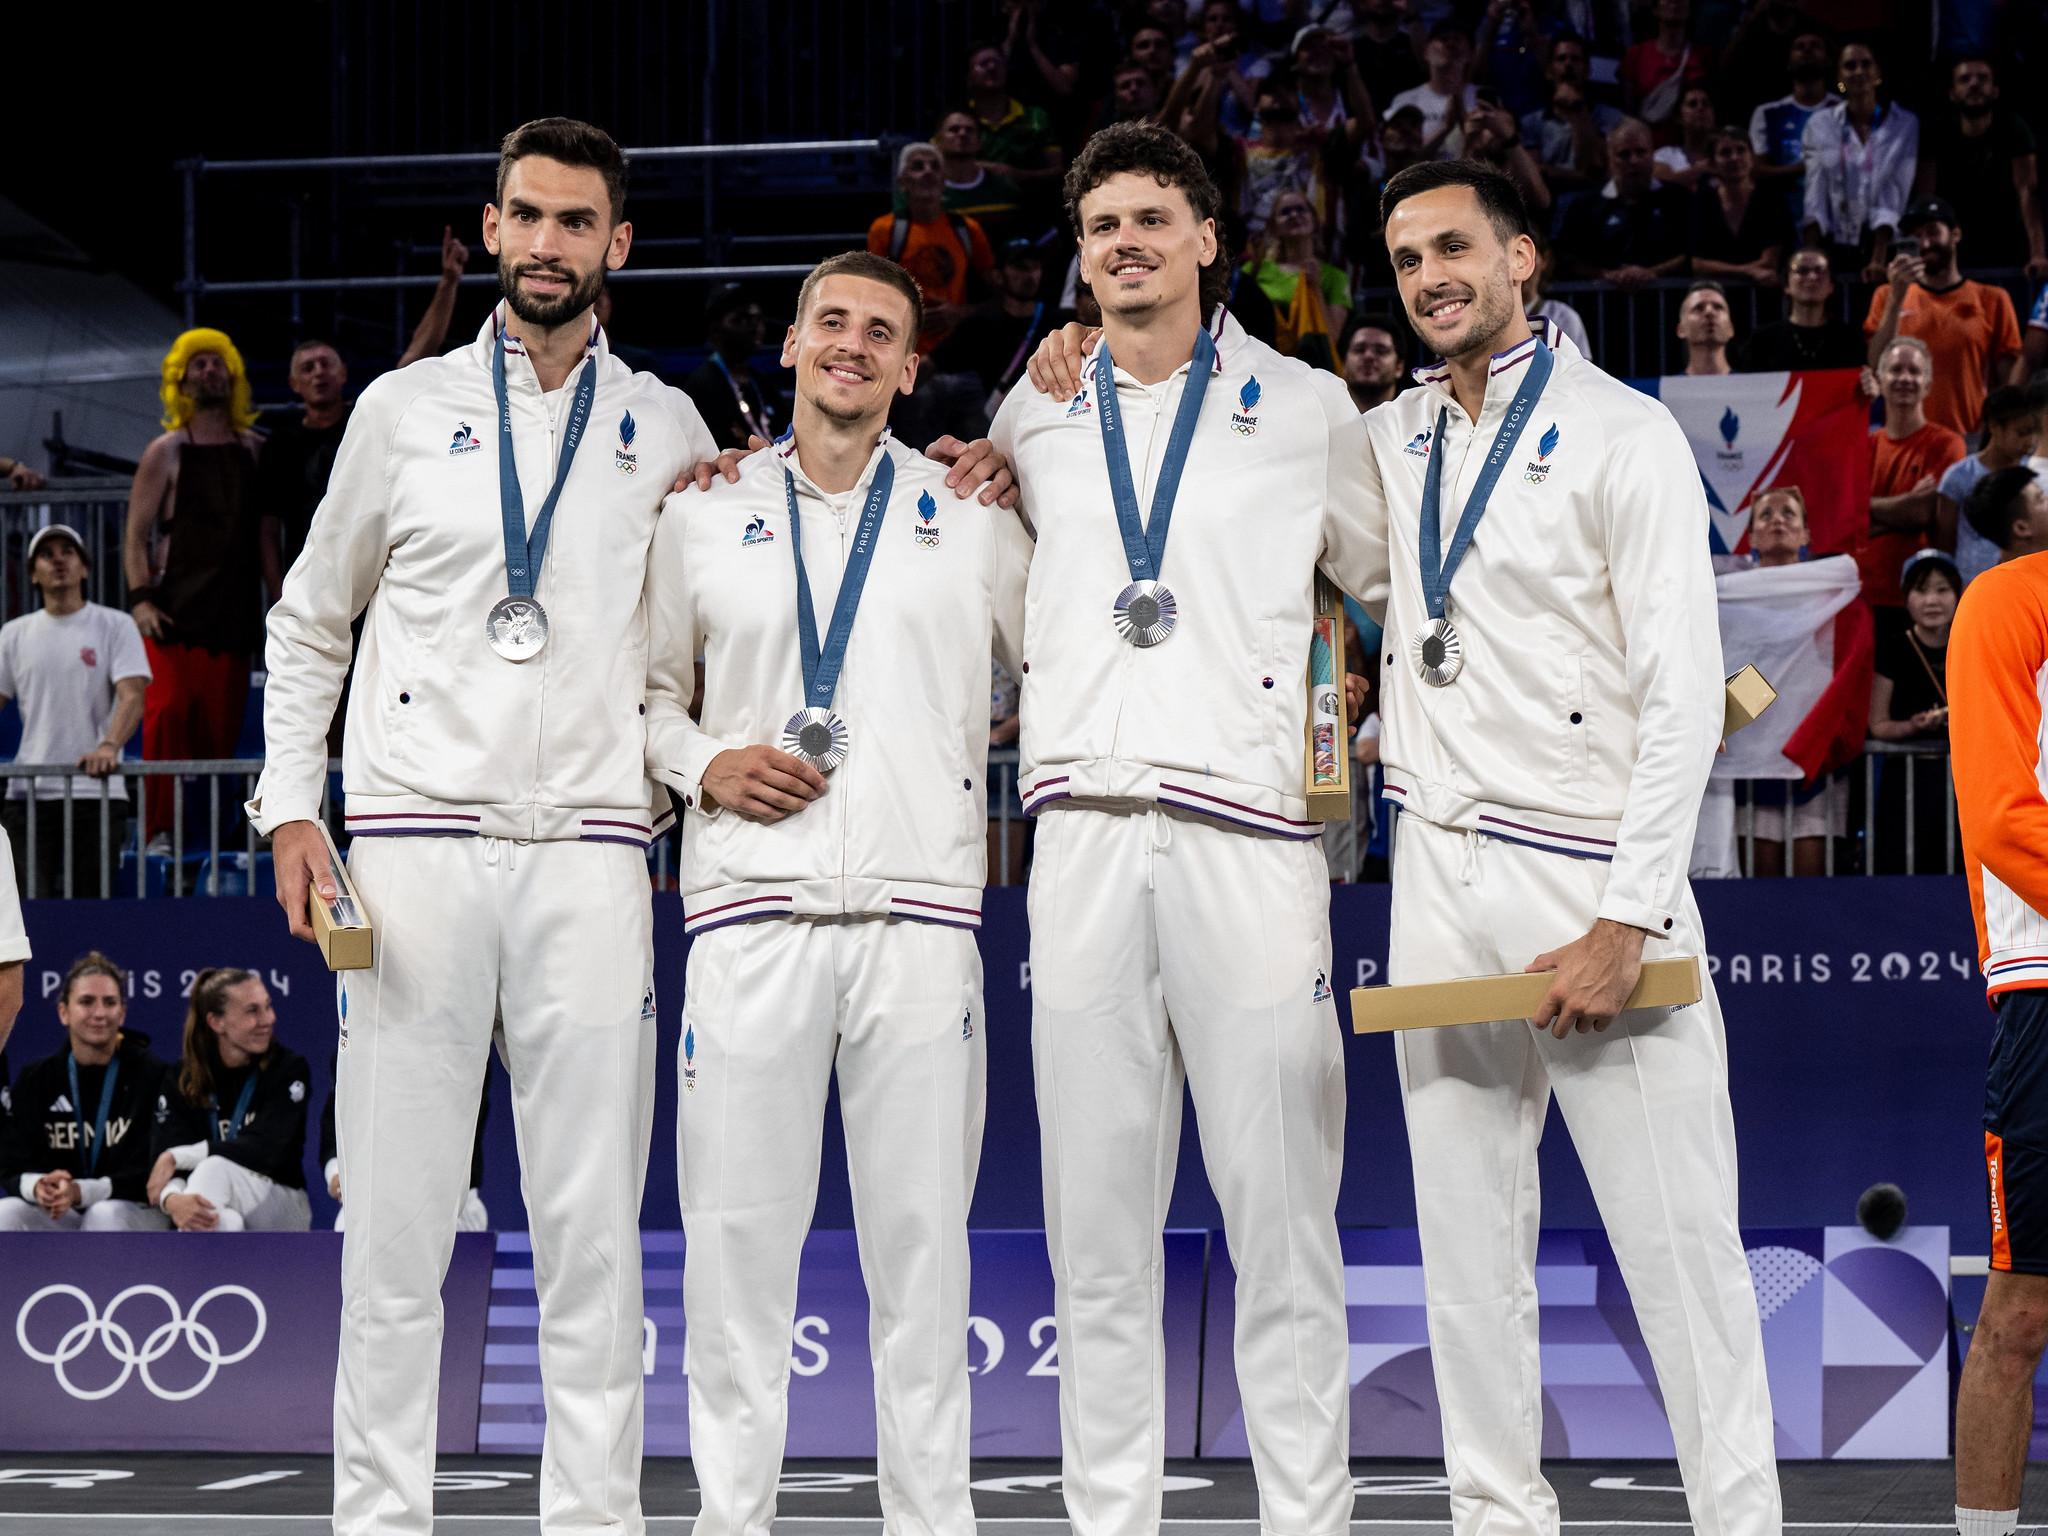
[123,327,266,846]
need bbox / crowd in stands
[6,0,2048,885]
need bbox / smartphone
[1893,237,1921,262]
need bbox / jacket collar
[1081,304,1233,397]
[471,301,608,392]
[1410,315,1576,417]
[775,427,898,502]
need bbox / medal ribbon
[1418,339,1554,621]
[785,453,896,710]
[492,321,599,602]
[216,1072,259,1145]
[1096,328,1217,584]
[66,1053,119,1177]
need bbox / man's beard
[189,382,231,409]
[500,256,605,329]
[1421,274,1518,363]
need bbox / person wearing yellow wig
[123,327,266,849]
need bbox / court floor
[0,1454,2034,1533]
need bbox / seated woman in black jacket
[148,967,312,1232]
[0,952,170,1230]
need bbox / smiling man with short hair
[994,120,1383,1536]
[643,249,1029,1536]
[1360,155,1781,1536]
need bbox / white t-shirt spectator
[1387,82,1479,154]
[0,604,150,801]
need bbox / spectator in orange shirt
[1864,336,1968,626]
[1863,196,2025,439]
[867,143,996,354]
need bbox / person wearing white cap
[0,525,150,897]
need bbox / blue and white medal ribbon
[1413,339,1554,685]
[1097,329,1216,646]
[780,454,894,772]
[67,1053,118,1177]
[487,323,597,660]
[216,1072,259,1145]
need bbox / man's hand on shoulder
[678,435,768,494]
[1026,322,1100,399]
[1524,917,1649,1038]
[701,745,828,824]
[271,819,337,944]
[925,437,1020,508]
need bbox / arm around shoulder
[643,490,735,815]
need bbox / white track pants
[1029,806,1352,1536]
[678,916,985,1536]
[187,1154,312,1231]
[333,837,656,1536]
[1390,814,1780,1536]
[0,1196,169,1231]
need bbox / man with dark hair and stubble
[1358,157,1781,1534]
[1002,120,1382,1536]
[250,117,721,1536]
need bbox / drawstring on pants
[1458,828,1483,887]
[1146,808,1174,891]
[482,838,520,872]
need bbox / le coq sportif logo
[15,1282,267,1401]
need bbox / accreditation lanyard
[711,352,766,433]
[214,1072,259,1145]
[491,325,598,602]
[785,453,895,712]
[1418,339,1553,622]
[997,303,1047,388]
[66,1054,118,1176]
[1095,328,1217,585]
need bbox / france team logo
[914,488,940,548]
[1525,422,1560,484]
[1230,375,1261,436]
[615,410,639,475]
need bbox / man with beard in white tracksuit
[252,119,718,1536]
[1361,159,1780,1535]
[642,250,1031,1536]
[995,122,1382,1536]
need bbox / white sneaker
[145,833,171,858]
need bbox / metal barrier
[1347,268,2040,380]
[0,480,135,626]
[1730,740,1956,877]
[0,753,1032,897]
[0,746,1965,899]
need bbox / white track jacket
[251,307,716,845]
[1362,325,1724,936]
[644,434,1032,933]
[990,312,1381,838]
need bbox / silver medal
[486,596,550,661]
[1113,580,1178,647]
[781,706,850,774]
[1412,616,1464,687]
